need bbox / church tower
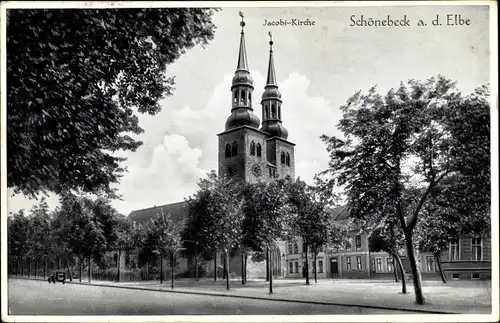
[218,14,295,183]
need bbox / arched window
[248,92,252,104]
[265,105,269,119]
[281,152,286,165]
[232,142,238,156]
[233,91,238,104]
[278,105,281,119]
[250,141,256,156]
[271,104,276,118]
[286,153,291,166]
[293,242,299,254]
[256,143,262,157]
[225,144,231,158]
[240,90,246,104]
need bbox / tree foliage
[7,8,218,197]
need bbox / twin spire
[225,12,288,139]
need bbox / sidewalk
[10,276,492,314]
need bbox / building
[127,15,292,279]
[284,205,492,281]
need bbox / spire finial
[239,11,245,32]
[268,31,273,51]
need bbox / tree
[7,209,30,276]
[147,212,182,289]
[187,171,245,290]
[418,174,491,283]
[318,76,490,305]
[7,8,217,197]
[109,214,133,282]
[368,218,407,293]
[58,193,106,282]
[241,180,291,293]
[286,179,331,285]
[26,198,53,279]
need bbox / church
[128,14,293,279]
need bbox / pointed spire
[236,12,249,72]
[266,31,277,86]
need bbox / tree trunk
[44,256,48,279]
[160,255,164,284]
[194,245,199,281]
[314,253,318,283]
[223,253,227,280]
[21,262,24,277]
[394,253,406,293]
[241,252,245,285]
[58,257,61,271]
[79,258,83,282]
[266,249,270,282]
[244,254,248,284]
[88,256,92,283]
[434,252,447,284]
[225,250,230,291]
[392,255,399,282]
[403,230,424,304]
[146,261,149,280]
[66,262,73,282]
[117,250,121,282]
[305,246,310,285]
[269,248,274,294]
[171,252,175,290]
[29,261,32,277]
[214,250,217,281]
[16,260,19,277]
[35,259,39,278]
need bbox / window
[426,256,436,272]
[232,142,238,156]
[346,257,351,270]
[345,237,352,251]
[472,237,482,261]
[256,143,262,157]
[281,152,286,165]
[355,235,362,250]
[248,92,252,104]
[356,256,362,270]
[449,238,460,261]
[240,90,246,104]
[452,273,460,280]
[286,153,290,166]
[293,242,298,254]
[371,258,376,273]
[288,243,293,254]
[233,91,238,104]
[265,106,269,119]
[376,258,383,272]
[387,258,394,273]
[294,262,299,274]
[471,273,480,280]
[271,104,276,118]
[318,261,323,273]
[250,141,256,156]
[225,144,231,158]
[278,105,281,119]
[289,262,293,273]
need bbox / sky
[6,5,491,216]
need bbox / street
[8,279,406,315]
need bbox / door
[330,258,339,277]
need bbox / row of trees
[317,76,490,304]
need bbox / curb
[9,277,458,314]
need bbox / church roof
[128,201,189,228]
[329,204,350,221]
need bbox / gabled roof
[128,201,189,229]
[330,204,350,221]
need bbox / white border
[1,1,498,323]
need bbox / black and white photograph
[1,1,498,322]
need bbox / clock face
[252,164,262,177]
[227,164,236,177]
